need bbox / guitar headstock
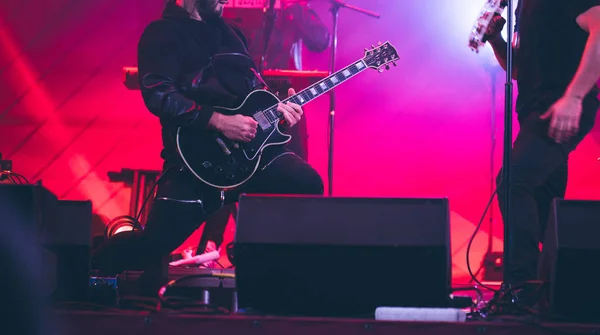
[363,41,399,73]
[469,0,507,53]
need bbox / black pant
[497,95,598,284]
[197,120,310,252]
[197,202,237,253]
[92,151,323,284]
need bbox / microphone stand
[483,61,500,268]
[482,0,517,315]
[259,0,277,73]
[489,64,498,257]
[326,0,380,196]
[501,0,514,292]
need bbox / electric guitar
[468,0,507,52]
[176,41,399,190]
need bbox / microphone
[260,0,278,72]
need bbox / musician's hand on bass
[209,112,258,142]
[278,88,303,128]
[484,14,506,43]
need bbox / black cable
[469,264,484,284]
[157,273,232,315]
[8,175,18,184]
[4,172,28,184]
[130,172,164,232]
[466,189,499,292]
[106,168,171,236]
[11,173,29,184]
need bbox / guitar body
[176,89,291,189]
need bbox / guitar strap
[161,17,267,93]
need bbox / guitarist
[485,1,600,306]
[92,0,324,293]
[196,0,331,267]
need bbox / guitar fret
[301,91,310,102]
[285,61,365,107]
[258,57,381,128]
[315,83,325,94]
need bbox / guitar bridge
[253,110,275,131]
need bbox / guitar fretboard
[255,60,368,128]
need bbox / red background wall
[1,0,599,284]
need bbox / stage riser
[57,313,600,335]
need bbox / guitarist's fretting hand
[209,113,258,142]
[278,88,304,128]
[484,14,506,43]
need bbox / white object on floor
[169,250,220,266]
[374,307,467,323]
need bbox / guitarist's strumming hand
[208,112,258,143]
[278,88,303,128]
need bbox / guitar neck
[281,59,369,107]
[254,41,398,127]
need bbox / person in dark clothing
[485,1,600,296]
[196,0,330,264]
[92,0,324,290]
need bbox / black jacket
[137,3,263,166]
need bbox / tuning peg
[378,41,382,45]
[364,48,369,52]
[392,61,397,67]
[385,65,390,70]
[378,68,384,73]
[371,45,376,48]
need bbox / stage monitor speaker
[0,184,92,302]
[234,195,451,317]
[539,199,600,323]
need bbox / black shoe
[481,281,542,318]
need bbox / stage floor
[56,309,600,335]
